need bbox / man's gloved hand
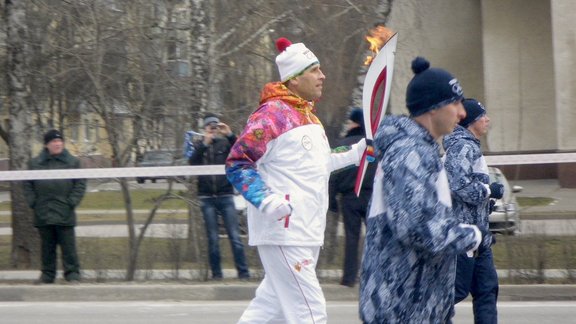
[259,194,292,220]
[459,224,482,257]
[489,182,504,199]
[489,199,496,214]
[365,139,375,162]
[354,138,367,161]
[352,138,375,164]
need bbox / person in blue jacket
[189,114,250,281]
[443,98,503,324]
[359,57,482,324]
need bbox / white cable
[1,152,576,181]
[0,165,224,181]
[485,153,576,166]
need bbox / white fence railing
[1,152,576,181]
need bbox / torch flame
[364,26,394,66]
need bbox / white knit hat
[275,38,319,82]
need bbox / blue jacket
[443,125,492,247]
[360,115,479,324]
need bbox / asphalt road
[0,301,575,324]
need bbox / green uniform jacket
[23,148,86,227]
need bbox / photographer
[189,113,250,280]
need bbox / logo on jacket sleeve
[253,129,265,140]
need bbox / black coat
[189,134,236,197]
[328,127,376,211]
[23,148,86,227]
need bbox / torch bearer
[354,27,398,196]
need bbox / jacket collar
[39,148,71,164]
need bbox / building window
[71,123,79,142]
[93,119,100,141]
[85,119,92,141]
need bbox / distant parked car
[488,167,523,235]
[136,150,175,183]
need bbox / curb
[520,211,576,220]
[0,283,574,302]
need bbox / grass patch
[0,189,193,224]
[0,189,190,211]
[492,235,576,269]
[517,196,555,207]
[0,189,188,210]
[0,234,574,281]
[78,190,190,210]
[0,235,260,273]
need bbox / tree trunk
[190,0,211,114]
[185,180,201,263]
[5,0,39,269]
[120,178,138,281]
[319,210,340,268]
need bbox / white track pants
[237,245,327,324]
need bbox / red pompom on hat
[274,37,319,82]
[275,37,292,52]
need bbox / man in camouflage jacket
[360,57,482,324]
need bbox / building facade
[387,0,576,185]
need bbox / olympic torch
[354,26,398,196]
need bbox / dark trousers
[37,225,80,282]
[200,196,249,279]
[454,244,499,324]
[340,193,369,286]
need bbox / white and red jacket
[226,82,363,246]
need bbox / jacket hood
[443,125,479,153]
[373,115,436,160]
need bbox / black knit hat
[405,57,464,117]
[43,129,63,144]
[349,108,364,125]
[459,98,486,128]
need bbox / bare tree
[17,0,196,280]
[4,0,39,268]
[1,0,398,276]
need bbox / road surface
[0,300,575,324]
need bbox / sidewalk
[0,267,574,302]
[0,281,575,302]
[514,179,576,218]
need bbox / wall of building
[551,0,576,186]
[482,0,556,152]
[387,0,484,115]
[551,0,576,150]
[386,0,576,185]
